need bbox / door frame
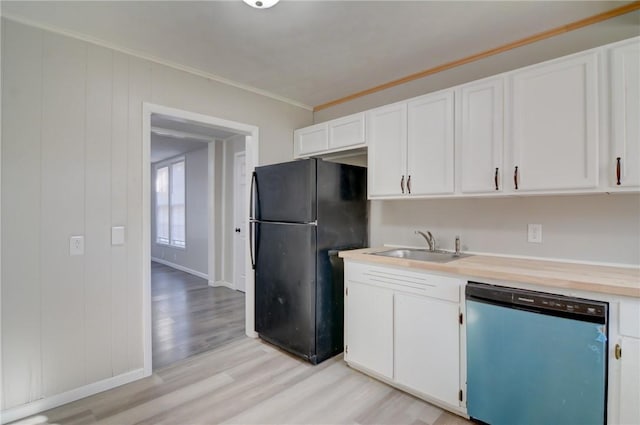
[233,151,247,293]
[142,103,259,377]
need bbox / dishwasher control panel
[466,282,607,322]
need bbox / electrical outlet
[528,224,542,243]
[70,235,85,255]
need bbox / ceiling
[150,113,240,163]
[1,1,635,109]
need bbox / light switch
[70,235,84,256]
[112,226,125,245]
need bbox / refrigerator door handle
[250,220,256,270]
[250,171,257,220]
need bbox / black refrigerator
[250,158,367,364]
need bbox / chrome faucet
[415,230,435,251]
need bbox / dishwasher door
[466,282,608,425]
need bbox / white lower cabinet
[618,337,640,424]
[344,261,465,413]
[615,300,640,425]
[344,280,394,379]
[395,293,461,407]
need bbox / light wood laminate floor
[152,262,245,369]
[35,337,472,425]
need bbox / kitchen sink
[371,248,470,263]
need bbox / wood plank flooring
[34,337,472,425]
[151,262,245,369]
[15,263,472,425]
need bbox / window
[155,159,186,248]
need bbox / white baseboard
[0,369,145,424]
[151,257,209,280]
[209,280,235,290]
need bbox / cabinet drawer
[346,261,461,302]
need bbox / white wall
[150,147,209,277]
[315,12,640,267]
[371,194,640,266]
[1,18,311,413]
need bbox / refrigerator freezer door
[255,222,317,360]
[254,159,316,223]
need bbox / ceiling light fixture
[242,0,279,9]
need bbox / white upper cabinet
[407,90,455,195]
[610,39,640,189]
[294,122,328,157]
[367,102,408,197]
[294,112,365,158]
[368,91,454,198]
[458,77,504,194]
[328,112,365,150]
[508,52,599,192]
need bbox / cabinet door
[367,103,407,197]
[395,292,460,407]
[329,112,365,150]
[509,52,599,191]
[619,337,640,425]
[294,123,328,157]
[611,40,640,188]
[345,280,394,379]
[460,78,504,193]
[407,91,455,195]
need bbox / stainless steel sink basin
[371,248,470,263]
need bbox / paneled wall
[150,147,209,277]
[1,18,311,411]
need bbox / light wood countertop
[339,247,640,298]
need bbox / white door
[407,90,455,195]
[394,292,460,407]
[610,39,640,188]
[509,52,599,191]
[367,102,407,198]
[459,77,504,193]
[345,280,394,379]
[233,152,246,292]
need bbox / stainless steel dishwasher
[466,282,608,425]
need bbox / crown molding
[314,1,640,111]
[0,14,314,111]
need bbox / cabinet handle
[616,157,622,186]
[407,175,412,194]
[615,343,622,360]
[514,166,519,190]
[400,175,405,194]
[494,168,499,191]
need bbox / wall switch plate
[70,235,84,255]
[111,226,125,245]
[528,224,543,243]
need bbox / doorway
[142,103,259,376]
